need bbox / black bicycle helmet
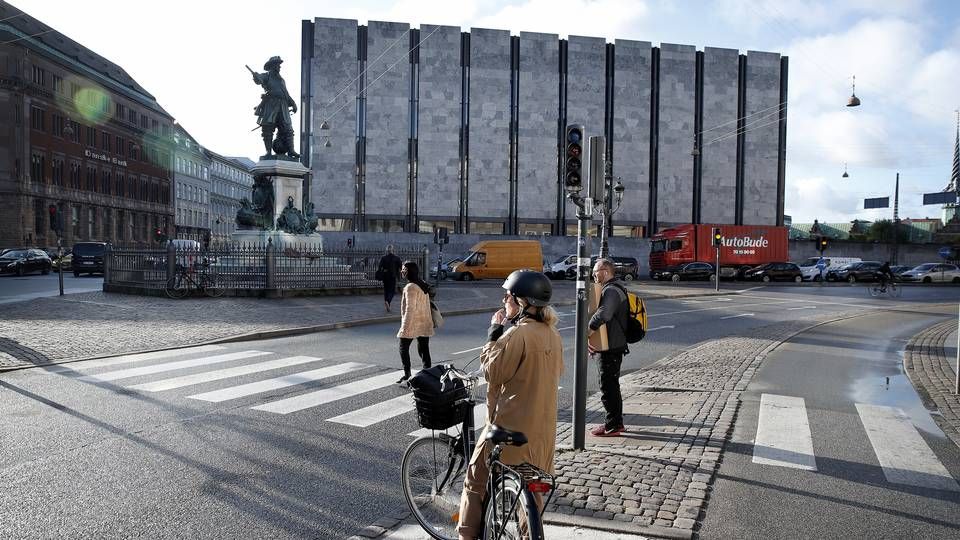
[502,270,552,307]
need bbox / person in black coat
[587,258,629,437]
[378,245,403,313]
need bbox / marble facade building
[301,18,787,237]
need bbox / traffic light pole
[715,246,720,292]
[572,193,592,451]
[57,234,64,296]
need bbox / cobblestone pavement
[0,282,723,370]
[903,319,960,449]
[545,313,870,539]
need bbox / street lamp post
[598,173,625,259]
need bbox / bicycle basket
[408,364,473,430]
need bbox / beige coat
[396,283,435,339]
[475,317,564,472]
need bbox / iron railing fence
[105,243,427,294]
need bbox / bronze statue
[248,56,299,160]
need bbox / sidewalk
[903,319,960,449]
[0,281,730,371]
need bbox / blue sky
[10,0,960,224]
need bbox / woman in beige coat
[457,270,563,539]
[396,261,435,384]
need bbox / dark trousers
[399,337,432,376]
[597,349,624,429]
[383,278,397,304]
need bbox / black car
[744,262,802,282]
[831,261,881,283]
[575,255,640,281]
[652,262,715,282]
[72,242,108,276]
[0,249,52,276]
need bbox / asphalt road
[0,272,103,304]
[700,306,960,539]
[0,285,957,538]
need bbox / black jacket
[589,280,629,353]
[378,253,402,281]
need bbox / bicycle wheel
[165,275,189,299]
[402,434,464,540]
[483,474,543,540]
[867,285,881,297]
[202,274,226,298]
[889,283,902,298]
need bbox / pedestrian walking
[396,261,435,384]
[457,270,563,539]
[377,245,403,313]
[587,258,629,437]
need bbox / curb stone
[902,318,960,449]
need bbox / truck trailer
[649,224,789,279]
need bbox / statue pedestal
[230,229,323,251]
[251,159,310,228]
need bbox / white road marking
[188,362,370,402]
[128,355,322,392]
[651,300,792,317]
[52,345,227,372]
[856,403,959,491]
[736,286,765,293]
[787,306,817,311]
[720,313,754,320]
[327,393,415,426]
[409,403,488,438]
[752,394,817,471]
[251,371,399,414]
[452,345,483,355]
[558,325,576,331]
[78,351,270,382]
[647,325,675,331]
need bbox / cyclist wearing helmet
[457,270,564,539]
[877,261,894,292]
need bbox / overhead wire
[318,26,412,114]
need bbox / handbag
[430,301,444,328]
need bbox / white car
[797,256,861,282]
[899,263,960,283]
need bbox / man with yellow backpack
[587,258,648,437]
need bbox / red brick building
[0,1,174,250]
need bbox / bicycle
[164,261,225,299]
[867,278,901,298]
[401,365,555,540]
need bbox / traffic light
[154,228,167,243]
[819,236,828,253]
[48,204,62,234]
[433,226,449,245]
[564,124,584,193]
[712,227,722,247]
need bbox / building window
[30,153,45,183]
[140,114,149,129]
[129,175,138,200]
[116,136,123,155]
[52,114,63,137]
[162,124,170,137]
[115,173,124,197]
[101,170,111,195]
[368,219,405,233]
[86,126,96,146]
[30,107,45,131]
[69,162,81,189]
[103,209,112,242]
[101,131,111,152]
[66,120,80,143]
[519,223,552,236]
[88,208,97,239]
[151,119,158,132]
[31,65,45,86]
[116,210,124,240]
[469,221,505,235]
[129,141,138,160]
[52,158,64,186]
[115,103,125,119]
[86,167,97,192]
[72,206,80,237]
[52,74,63,93]
[34,199,44,234]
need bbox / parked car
[428,258,463,280]
[797,256,861,282]
[743,262,802,282]
[889,265,912,276]
[829,261,881,283]
[52,252,73,272]
[548,254,577,279]
[0,249,52,276]
[72,242,108,276]
[652,262,715,282]
[899,263,960,283]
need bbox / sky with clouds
[9,0,960,224]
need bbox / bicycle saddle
[486,425,528,447]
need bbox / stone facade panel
[613,39,651,227]
[700,47,739,225]
[564,35,606,224]
[656,43,696,229]
[517,32,559,221]
[743,51,781,226]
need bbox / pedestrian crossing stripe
[78,350,271,382]
[752,393,816,471]
[251,371,400,414]
[128,355,322,392]
[188,361,371,402]
[51,345,227,372]
[328,380,488,428]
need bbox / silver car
[899,263,960,283]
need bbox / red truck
[649,224,789,279]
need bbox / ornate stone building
[207,152,254,245]
[172,124,212,244]
[301,18,788,237]
[0,1,175,249]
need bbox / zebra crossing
[751,393,959,492]
[61,345,485,436]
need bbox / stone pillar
[250,159,311,229]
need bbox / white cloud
[906,48,960,124]
[471,0,649,38]
[715,0,929,32]
[785,175,865,222]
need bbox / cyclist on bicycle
[877,261,894,292]
[457,270,564,539]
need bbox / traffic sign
[938,246,953,259]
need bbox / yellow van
[449,240,543,281]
